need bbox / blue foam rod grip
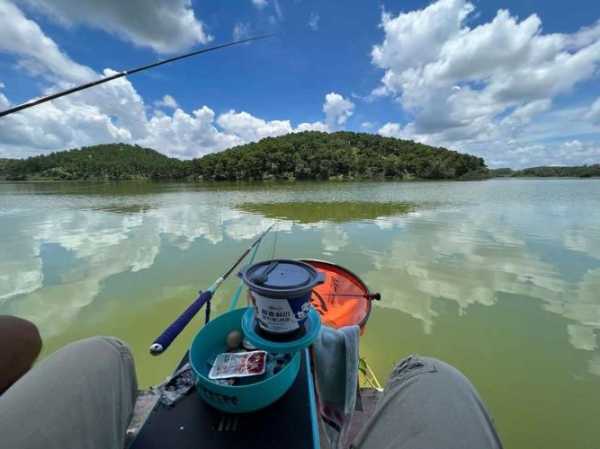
[150,290,213,355]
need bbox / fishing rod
[0,34,274,119]
[149,224,274,355]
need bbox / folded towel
[312,325,360,449]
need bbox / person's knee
[0,315,42,393]
[355,356,503,449]
[82,336,134,359]
[389,355,438,381]
[95,336,137,385]
[77,337,138,415]
[67,336,136,382]
[25,336,139,411]
[0,336,139,449]
[387,355,476,392]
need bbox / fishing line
[270,222,279,259]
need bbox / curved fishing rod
[0,34,274,119]
[149,225,274,356]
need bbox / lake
[1,179,599,448]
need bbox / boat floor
[341,388,382,448]
[127,352,382,449]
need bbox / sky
[0,0,599,168]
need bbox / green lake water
[1,179,599,448]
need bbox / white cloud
[1,69,340,158]
[252,0,268,10]
[296,121,329,132]
[0,1,95,83]
[563,140,583,149]
[21,0,211,53]
[372,0,600,166]
[555,140,600,165]
[321,225,349,254]
[482,139,600,168]
[372,0,472,78]
[252,0,282,22]
[217,110,293,142]
[361,121,374,130]
[0,85,10,110]
[0,232,43,301]
[568,324,598,351]
[273,0,283,21]
[154,94,179,110]
[323,92,354,128]
[308,12,320,31]
[377,122,434,145]
[0,70,140,155]
[139,106,243,158]
[499,99,552,135]
[378,122,403,138]
[0,3,356,159]
[233,22,251,41]
[586,98,600,125]
[215,110,329,145]
[0,63,266,157]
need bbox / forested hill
[191,132,487,180]
[1,132,488,181]
[1,144,188,181]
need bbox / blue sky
[0,0,599,167]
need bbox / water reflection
[92,204,154,214]
[0,204,276,335]
[3,181,600,449]
[362,205,600,376]
[236,201,413,223]
[366,208,566,328]
[0,182,599,379]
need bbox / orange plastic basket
[302,260,379,334]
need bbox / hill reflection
[236,201,414,223]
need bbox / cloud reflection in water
[1,194,599,376]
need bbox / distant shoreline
[0,132,487,182]
[2,132,598,182]
[2,175,599,184]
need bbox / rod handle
[149,290,213,355]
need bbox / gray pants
[0,336,137,449]
[1,340,501,449]
[351,355,503,449]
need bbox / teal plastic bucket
[189,307,301,413]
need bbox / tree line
[1,144,189,181]
[191,132,487,181]
[0,131,489,181]
[490,165,600,178]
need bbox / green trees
[191,132,488,181]
[5,134,598,182]
[1,132,489,181]
[489,166,600,178]
[2,144,190,181]
[514,165,600,177]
